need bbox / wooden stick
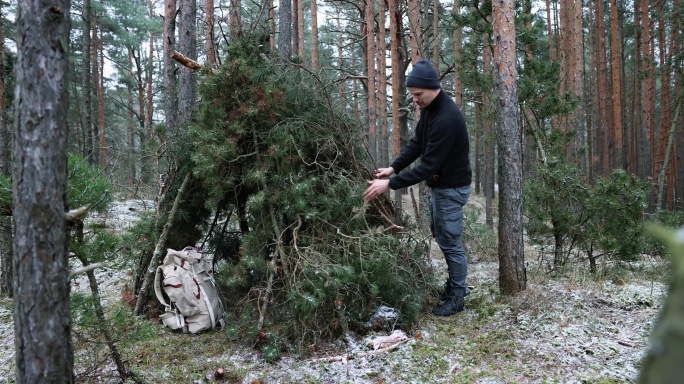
[171,50,202,70]
[311,338,409,363]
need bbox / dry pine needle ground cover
[0,196,667,383]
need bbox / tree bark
[493,0,526,295]
[609,0,623,169]
[277,0,292,58]
[0,0,11,299]
[94,17,106,170]
[377,0,388,167]
[640,0,654,182]
[365,0,377,162]
[13,0,74,381]
[453,0,462,106]
[205,0,216,66]
[595,0,609,175]
[164,0,179,134]
[296,0,304,58]
[178,0,198,127]
[388,0,404,209]
[310,0,319,70]
[82,0,94,165]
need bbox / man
[363,59,472,316]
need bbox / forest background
[0,0,683,382]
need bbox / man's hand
[374,167,395,179]
[364,179,390,202]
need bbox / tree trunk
[310,0,319,70]
[13,0,73,381]
[146,0,155,137]
[407,0,422,63]
[377,0,388,167]
[432,0,439,68]
[94,18,106,170]
[388,0,404,209]
[230,0,242,40]
[482,31,495,228]
[82,0,94,165]
[205,0,216,66]
[654,1,671,209]
[0,0,11,299]
[675,0,683,209]
[365,0,377,162]
[296,0,304,58]
[277,0,292,58]
[609,0,623,169]
[178,0,197,127]
[640,0,654,182]
[493,0,526,295]
[545,0,555,62]
[595,0,609,175]
[164,0,179,134]
[453,0,462,106]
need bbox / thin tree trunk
[91,14,100,168]
[641,0,654,181]
[230,0,242,40]
[297,0,304,58]
[674,0,683,209]
[388,0,403,209]
[432,0,439,68]
[365,0,378,162]
[95,18,106,170]
[128,52,137,188]
[278,0,292,58]
[292,0,299,56]
[0,0,11,299]
[483,34,494,229]
[656,96,682,214]
[178,0,198,126]
[206,0,216,66]
[407,0,422,63]
[493,0,526,295]
[270,0,276,52]
[82,0,94,165]
[453,0,462,106]
[654,1,670,209]
[164,0,179,134]
[310,0,319,70]
[134,172,192,316]
[545,0,555,62]
[13,0,73,380]
[632,0,642,175]
[595,0,609,175]
[377,0,388,167]
[609,0,623,168]
[146,0,155,138]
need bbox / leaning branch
[171,50,202,70]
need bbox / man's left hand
[363,179,390,202]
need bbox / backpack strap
[154,265,170,308]
[191,264,217,330]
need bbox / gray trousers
[430,185,471,297]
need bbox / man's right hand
[374,167,395,179]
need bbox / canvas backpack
[154,247,225,333]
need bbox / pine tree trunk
[632,0,642,176]
[675,0,683,209]
[94,18,106,170]
[640,0,654,182]
[377,0,388,168]
[595,0,609,176]
[164,0,179,134]
[388,0,404,209]
[0,1,10,299]
[278,0,292,58]
[493,0,526,295]
[178,0,197,127]
[310,0,319,70]
[609,0,623,169]
[407,0,422,62]
[654,2,671,209]
[297,0,304,58]
[205,0,216,66]
[453,0,462,106]
[545,0,555,62]
[365,0,377,162]
[292,0,299,55]
[128,52,137,188]
[146,0,155,137]
[483,40,495,229]
[13,0,73,380]
[82,0,94,165]
[230,0,242,40]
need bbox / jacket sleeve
[389,133,422,174]
[388,117,455,190]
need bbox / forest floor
[0,194,669,383]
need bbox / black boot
[432,295,465,316]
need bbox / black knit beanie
[406,60,441,89]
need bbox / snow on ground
[0,197,670,383]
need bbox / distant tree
[164,0,178,134]
[13,0,74,381]
[277,0,292,58]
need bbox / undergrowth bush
[524,158,651,272]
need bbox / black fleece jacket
[388,90,471,190]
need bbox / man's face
[408,87,440,108]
